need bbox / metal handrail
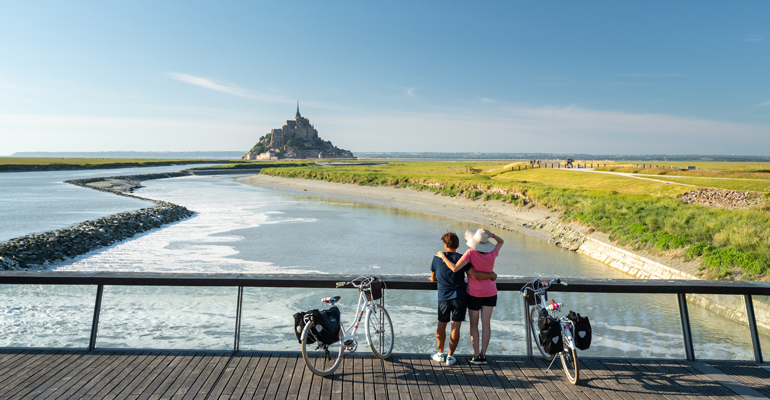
[1,272,768,362]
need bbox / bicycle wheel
[560,330,579,384]
[529,307,555,361]
[365,305,394,359]
[301,321,344,376]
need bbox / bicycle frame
[339,285,383,347]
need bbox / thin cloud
[168,72,292,104]
[614,73,683,78]
[479,98,496,104]
[745,35,763,43]
[758,100,770,106]
[407,88,416,98]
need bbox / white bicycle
[300,276,394,376]
[521,278,579,385]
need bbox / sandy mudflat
[237,174,561,242]
[237,174,702,277]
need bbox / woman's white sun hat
[465,229,496,253]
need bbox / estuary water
[0,170,767,360]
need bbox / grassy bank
[262,161,770,280]
[0,157,246,172]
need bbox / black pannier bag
[567,311,592,350]
[524,288,547,306]
[365,278,383,301]
[537,309,563,354]
[293,309,316,344]
[311,307,342,345]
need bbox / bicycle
[520,278,579,385]
[300,276,394,376]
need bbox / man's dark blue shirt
[431,251,472,301]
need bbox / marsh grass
[263,162,770,280]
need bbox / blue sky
[1,1,768,155]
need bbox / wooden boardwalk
[1,350,768,400]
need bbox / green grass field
[262,161,770,281]
[0,157,248,171]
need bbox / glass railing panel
[239,287,529,354]
[687,294,753,360]
[0,284,96,348]
[96,286,237,350]
[751,295,770,362]
[551,292,685,359]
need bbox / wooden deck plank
[112,351,174,400]
[274,353,300,400]
[68,352,140,400]
[187,353,232,400]
[224,353,261,400]
[207,352,248,400]
[142,352,200,400]
[0,352,765,400]
[264,353,292,400]
[45,350,118,400]
[0,350,82,400]
[0,349,49,388]
[156,352,207,400]
[102,351,161,400]
[85,351,150,400]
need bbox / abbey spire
[296,100,301,119]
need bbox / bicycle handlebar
[335,276,379,289]
[520,278,567,294]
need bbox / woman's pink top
[460,247,499,297]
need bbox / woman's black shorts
[467,294,497,311]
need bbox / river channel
[0,169,767,360]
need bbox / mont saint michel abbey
[242,104,354,160]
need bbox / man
[430,232,497,366]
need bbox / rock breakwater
[679,188,765,209]
[0,173,194,270]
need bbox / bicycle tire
[301,321,344,376]
[560,330,579,385]
[365,305,394,359]
[529,307,555,361]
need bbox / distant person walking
[430,232,496,366]
[436,228,503,365]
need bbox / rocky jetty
[678,188,765,209]
[0,172,194,270]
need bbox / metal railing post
[89,284,104,351]
[233,286,244,353]
[744,294,763,363]
[523,298,532,358]
[678,293,695,361]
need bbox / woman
[436,228,503,365]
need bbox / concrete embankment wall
[577,237,770,331]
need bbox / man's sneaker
[470,355,487,365]
[431,352,446,363]
[446,355,457,366]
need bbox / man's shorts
[438,298,467,323]
[467,294,497,311]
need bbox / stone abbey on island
[242,104,355,160]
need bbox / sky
[0,1,768,156]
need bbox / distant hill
[354,152,770,162]
[9,151,245,159]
